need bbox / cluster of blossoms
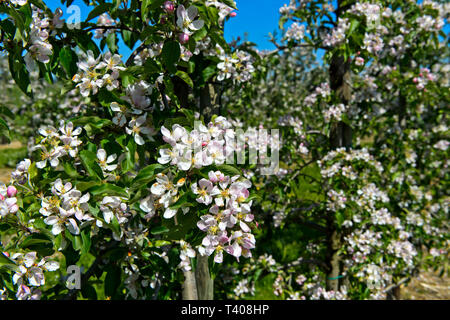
[216,48,255,83]
[362,32,384,56]
[308,286,348,300]
[319,148,383,179]
[277,115,308,154]
[279,0,297,16]
[72,50,126,97]
[327,189,347,212]
[157,117,232,170]
[108,81,157,145]
[354,263,391,294]
[0,184,18,217]
[178,240,196,272]
[412,67,436,90]
[40,178,92,235]
[175,4,204,43]
[387,240,418,267]
[195,171,255,263]
[98,196,130,240]
[139,172,187,220]
[24,6,59,67]
[322,18,350,47]
[303,82,331,107]
[7,251,59,300]
[273,210,288,228]
[233,278,255,297]
[349,3,381,27]
[94,13,115,39]
[271,270,350,300]
[323,103,348,122]
[206,0,237,24]
[433,139,449,151]
[158,117,278,173]
[33,121,82,169]
[10,159,31,185]
[277,115,305,137]
[284,22,305,42]
[415,14,445,32]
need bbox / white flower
[191,179,218,205]
[110,102,127,127]
[11,0,28,6]
[125,113,155,145]
[97,149,117,172]
[176,5,205,35]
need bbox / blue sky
[43,0,285,59]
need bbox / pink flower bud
[0,194,4,201]
[230,12,237,17]
[163,1,175,13]
[7,186,17,197]
[413,77,418,83]
[179,33,189,44]
[201,141,208,147]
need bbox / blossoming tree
[0,0,261,300]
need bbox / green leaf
[88,184,129,198]
[0,118,11,143]
[175,70,193,88]
[0,252,16,267]
[215,164,242,177]
[141,0,151,22]
[86,3,112,21]
[169,192,194,210]
[20,235,52,248]
[71,116,112,130]
[201,65,217,83]
[104,265,122,298]
[161,41,180,74]
[20,234,54,256]
[73,235,83,251]
[80,229,91,255]
[131,164,164,189]
[63,162,79,178]
[8,50,32,97]
[106,32,118,53]
[150,225,169,235]
[59,47,78,77]
[0,105,15,119]
[79,150,104,179]
[348,19,360,35]
[220,0,237,10]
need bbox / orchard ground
[0,140,447,300]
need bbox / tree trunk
[192,82,220,300]
[326,229,342,291]
[325,16,353,290]
[195,255,214,300]
[182,269,198,300]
